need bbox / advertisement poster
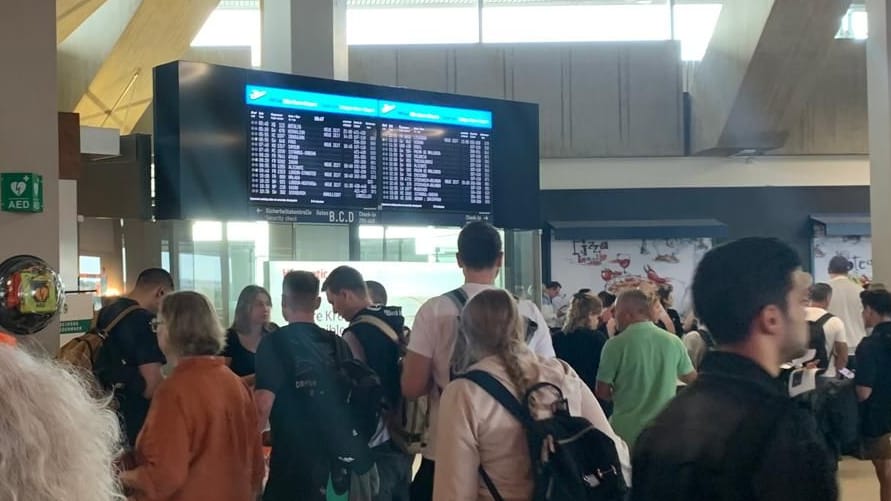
[266,261,469,334]
[812,236,872,286]
[550,238,712,314]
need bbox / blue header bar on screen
[245,85,492,129]
[246,85,378,117]
[377,100,491,128]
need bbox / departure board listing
[245,83,493,216]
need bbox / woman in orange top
[120,291,265,501]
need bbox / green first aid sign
[1,173,43,213]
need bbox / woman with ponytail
[434,289,630,501]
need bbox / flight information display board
[247,88,378,208]
[245,84,492,215]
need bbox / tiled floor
[414,455,879,498]
[840,458,879,500]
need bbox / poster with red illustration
[550,238,712,314]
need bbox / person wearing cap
[827,255,867,369]
[856,289,891,501]
[632,238,837,501]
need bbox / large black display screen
[154,61,538,228]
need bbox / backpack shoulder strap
[523,317,538,343]
[459,370,535,428]
[98,305,142,338]
[351,314,402,347]
[816,312,834,328]
[443,287,469,311]
[460,370,534,501]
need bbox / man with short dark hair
[366,280,388,306]
[323,266,412,501]
[400,221,555,501]
[828,255,866,366]
[542,280,567,329]
[595,289,696,446]
[255,271,353,501]
[632,238,838,501]
[807,283,848,376]
[856,289,891,501]
[96,267,174,446]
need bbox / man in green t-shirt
[596,289,697,446]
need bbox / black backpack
[808,313,833,371]
[272,326,384,486]
[460,371,627,501]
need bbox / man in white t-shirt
[827,256,866,367]
[401,221,555,501]
[542,281,568,329]
[807,282,849,377]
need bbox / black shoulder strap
[816,313,834,328]
[460,370,533,427]
[444,287,469,310]
[460,370,538,501]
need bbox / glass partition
[95,219,535,327]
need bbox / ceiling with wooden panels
[67,0,222,133]
[57,0,107,43]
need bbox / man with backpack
[95,268,173,447]
[324,266,413,501]
[401,221,556,501]
[807,283,849,377]
[255,270,376,501]
[632,238,838,501]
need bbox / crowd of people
[3,224,891,501]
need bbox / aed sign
[1,173,43,213]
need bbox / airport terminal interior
[4,0,891,500]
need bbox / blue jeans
[371,441,412,501]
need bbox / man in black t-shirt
[633,238,837,501]
[324,266,412,501]
[856,289,891,501]
[96,268,173,446]
[255,271,352,501]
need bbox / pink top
[433,355,631,501]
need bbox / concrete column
[868,0,891,284]
[59,181,80,290]
[0,1,60,351]
[261,0,348,79]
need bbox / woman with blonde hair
[553,290,608,394]
[121,291,264,501]
[0,344,122,501]
[434,289,630,501]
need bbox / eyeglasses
[150,318,165,333]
